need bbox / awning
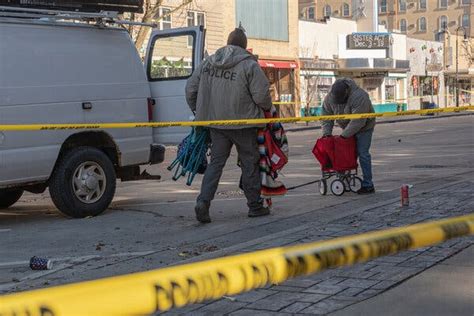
[259,60,298,69]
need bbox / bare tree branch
[132,0,193,53]
[461,39,474,67]
[299,44,322,113]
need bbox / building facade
[406,37,446,109]
[299,17,410,115]
[313,0,473,41]
[299,0,318,21]
[379,0,473,41]
[133,0,225,55]
[228,0,300,117]
[299,18,356,113]
[307,0,473,107]
[442,34,474,105]
[137,0,300,117]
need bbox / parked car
[0,7,204,217]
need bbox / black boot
[357,186,375,194]
[195,201,211,223]
[248,206,270,218]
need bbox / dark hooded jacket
[185,45,272,128]
[321,78,376,138]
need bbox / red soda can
[401,185,409,207]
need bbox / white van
[0,7,204,217]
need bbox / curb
[286,112,474,133]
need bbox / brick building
[301,0,473,107]
[135,0,301,117]
[310,0,472,41]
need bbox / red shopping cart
[312,136,362,196]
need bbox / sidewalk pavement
[284,111,474,133]
[332,245,474,316]
[162,177,474,315]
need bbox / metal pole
[456,28,459,107]
[373,0,378,32]
[440,29,451,108]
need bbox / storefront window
[385,78,397,101]
[278,69,293,99]
[459,79,472,104]
[264,68,279,101]
[446,77,472,105]
[420,76,433,95]
[417,76,439,96]
[385,86,395,101]
[263,67,296,116]
[362,77,383,103]
[302,75,333,108]
[317,77,332,105]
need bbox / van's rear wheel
[0,189,24,209]
[49,147,116,218]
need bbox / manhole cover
[410,165,447,169]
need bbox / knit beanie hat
[227,27,248,49]
[332,81,350,104]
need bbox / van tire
[49,147,116,218]
[0,189,24,209]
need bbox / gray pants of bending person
[198,128,262,211]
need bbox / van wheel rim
[72,162,106,204]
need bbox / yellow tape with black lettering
[0,106,472,131]
[0,214,472,316]
[278,93,468,106]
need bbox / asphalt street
[0,115,473,301]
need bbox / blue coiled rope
[167,127,211,186]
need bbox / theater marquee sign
[347,33,391,49]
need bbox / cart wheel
[348,176,363,193]
[319,179,327,195]
[331,179,345,196]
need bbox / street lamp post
[437,28,450,108]
[455,26,467,107]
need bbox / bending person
[321,78,376,194]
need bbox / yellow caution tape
[285,93,464,107]
[275,98,409,106]
[0,106,473,131]
[0,214,472,315]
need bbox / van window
[148,34,195,81]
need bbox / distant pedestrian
[185,27,273,223]
[321,78,376,194]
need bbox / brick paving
[164,180,474,315]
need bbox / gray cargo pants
[197,128,262,211]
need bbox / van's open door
[145,26,205,144]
